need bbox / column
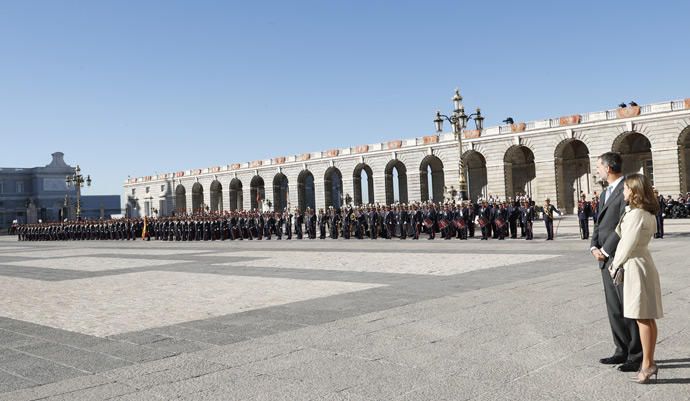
[407,170,422,203]
[372,174,385,204]
[342,177,354,206]
[314,176,326,211]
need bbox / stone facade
[124,98,690,216]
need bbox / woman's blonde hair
[624,173,659,215]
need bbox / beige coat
[610,207,663,319]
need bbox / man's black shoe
[617,361,641,372]
[600,355,626,365]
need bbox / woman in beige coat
[610,173,663,384]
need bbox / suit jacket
[590,183,627,269]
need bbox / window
[0,181,3,194]
[132,188,136,196]
[161,185,165,192]
[16,182,24,193]
[145,186,150,194]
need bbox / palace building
[123,98,690,216]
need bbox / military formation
[14,197,590,242]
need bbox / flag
[141,216,148,240]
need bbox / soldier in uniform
[275,212,284,240]
[465,201,476,238]
[318,209,327,239]
[410,204,421,240]
[343,207,353,239]
[507,200,520,239]
[264,212,274,240]
[308,208,317,239]
[542,198,562,240]
[425,204,437,240]
[329,207,340,239]
[495,202,508,240]
[284,210,292,240]
[399,205,409,240]
[368,206,378,240]
[591,192,600,224]
[653,189,665,238]
[577,194,592,240]
[521,200,534,240]
[384,206,396,239]
[440,204,452,240]
[356,207,367,239]
[478,201,491,240]
[195,218,203,241]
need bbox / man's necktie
[604,186,612,205]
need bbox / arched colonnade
[158,126,690,216]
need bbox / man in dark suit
[590,152,642,372]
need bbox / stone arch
[324,167,343,209]
[504,145,536,199]
[419,155,445,203]
[385,159,408,204]
[612,132,653,181]
[250,176,265,210]
[554,139,590,213]
[175,184,186,214]
[229,178,243,211]
[273,173,289,212]
[297,170,316,212]
[353,163,374,205]
[462,150,487,202]
[191,182,204,213]
[678,126,690,193]
[209,180,223,212]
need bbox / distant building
[0,152,120,230]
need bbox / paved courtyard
[0,217,688,400]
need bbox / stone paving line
[0,216,688,400]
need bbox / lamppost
[433,88,484,201]
[65,165,91,220]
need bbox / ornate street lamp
[433,88,484,200]
[65,165,91,220]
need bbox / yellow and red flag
[142,216,148,240]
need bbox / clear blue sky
[2,0,689,196]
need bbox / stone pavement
[0,216,688,400]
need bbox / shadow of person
[655,378,690,384]
[652,358,690,383]
[656,358,690,364]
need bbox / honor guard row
[14,198,600,242]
